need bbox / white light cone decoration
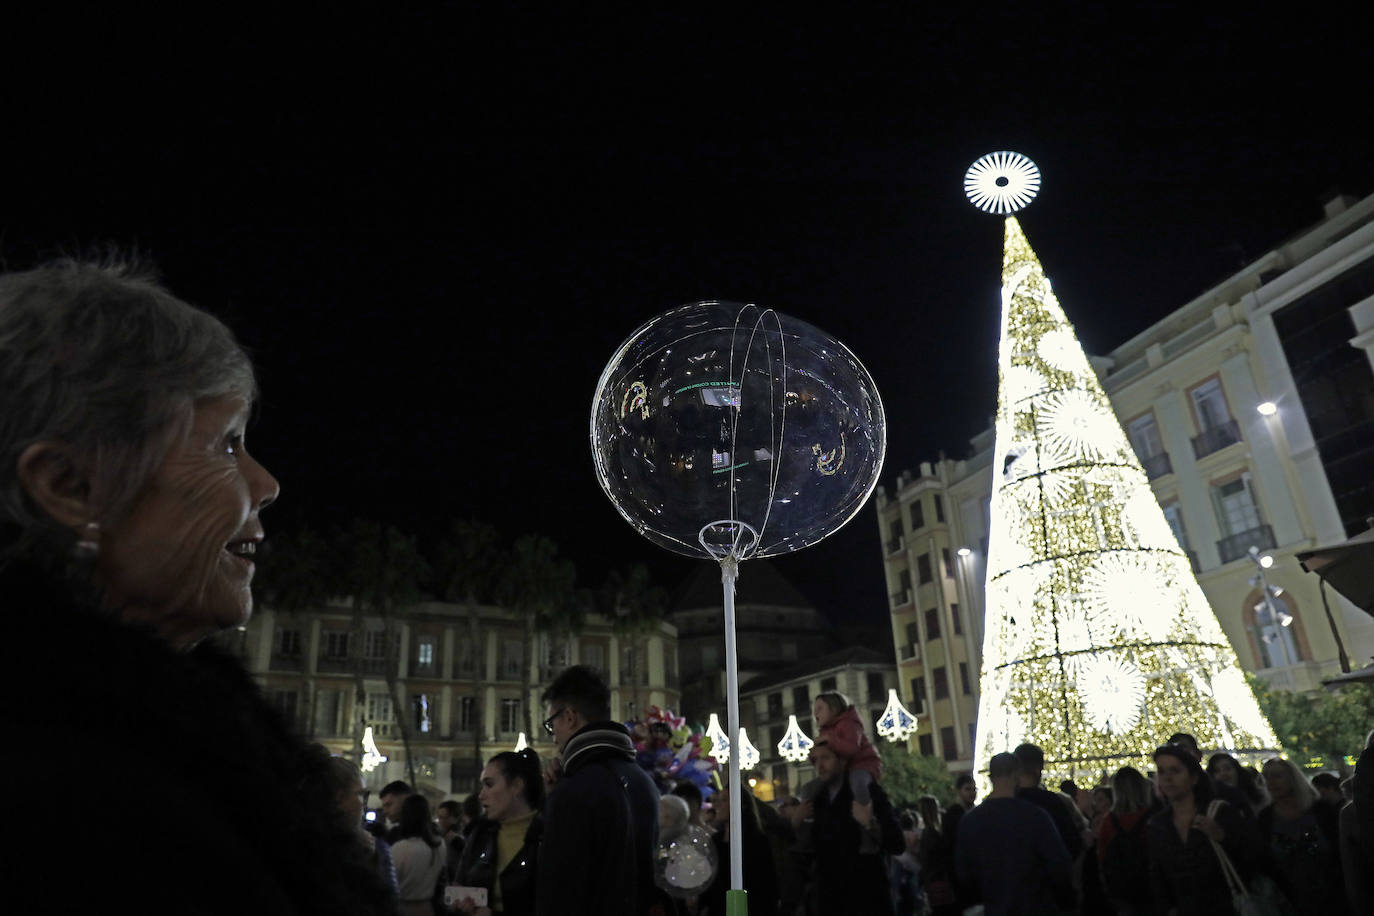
[777,714,815,763]
[736,729,761,771]
[705,713,731,764]
[514,732,528,752]
[361,726,388,773]
[876,688,920,741]
[970,201,1278,783]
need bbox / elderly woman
[1257,756,1347,914]
[1,260,394,914]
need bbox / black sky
[3,8,1370,625]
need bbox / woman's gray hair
[0,258,256,552]
[1261,756,1318,813]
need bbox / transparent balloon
[590,301,886,559]
[654,824,718,898]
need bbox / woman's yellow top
[491,810,535,912]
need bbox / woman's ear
[16,441,95,530]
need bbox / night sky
[4,9,1370,626]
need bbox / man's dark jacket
[810,777,904,915]
[536,722,659,916]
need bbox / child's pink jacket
[819,705,883,778]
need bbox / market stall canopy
[1296,521,1374,615]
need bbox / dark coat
[4,557,398,916]
[700,798,779,916]
[536,722,659,916]
[455,815,542,916]
[1146,799,1261,916]
[810,776,904,915]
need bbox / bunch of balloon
[591,301,886,916]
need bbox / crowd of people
[4,260,1370,916]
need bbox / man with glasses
[536,665,659,916]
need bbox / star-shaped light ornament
[875,688,920,741]
[705,713,730,764]
[964,151,1041,214]
[776,714,815,763]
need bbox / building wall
[229,601,679,800]
[877,192,1374,770]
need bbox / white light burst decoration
[1003,365,1047,405]
[1081,553,1178,641]
[705,713,730,763]
[875,688,920,741]
[1036,327,1080,372]
[1080,655,1146,734]
[965,151,1041,214]
[736,728,761,771]
[1039,389,1121,463]
[776,714,815,763]
[361,726,388,773]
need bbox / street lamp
[1257,401,1278,417]
[1248,546,1293,668]
[957,546,972,557]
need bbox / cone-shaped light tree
[967,154,1279,782]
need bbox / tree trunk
[381,611,419,790]
[468,599,483,787]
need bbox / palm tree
[600,564,669,721]
[337,520,430,788]
[499,535,579,737]
[253,525,336,733]
[433,519,505,774]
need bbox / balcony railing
[1191,419,1242,459]
[885,535,905,556]
[890,590,913,608]
[899,643,921,662]
[269,652,305,672]
[1216,524,1276,565]
[1140,451,1174,480]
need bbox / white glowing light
[776,714,815,763]
[1081,553,1178,642]
[705,713,730,763]
[1212,667,1274,743]
[361,726,388,773]
[1257,401,1277,416]
[1259,555,1274,569]
[957,547,972,557]
[1003,365,1047,404]
[514,732,528,752]
[1038,389,1121,463]
[1036,328,1080,373]
[1080,655,1146,734]
[875,688,920,741]
[965,151,1041,214]
[736,728,761,771]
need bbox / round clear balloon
[590,301,885,559]
[654,824,718,898]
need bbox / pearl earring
[74,521,100,558]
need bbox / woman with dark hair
[394,795,446,915]
[700,785,779,916]
[1146,744,1262,915]
[1,260,393,914]
[452,749,545,915]
[916,795,958,915]
[1207,752,1266,816]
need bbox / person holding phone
[450,749,545,915]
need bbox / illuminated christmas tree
[965,153,1278,781]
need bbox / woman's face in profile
[478,763,521,822]
[98,396,279,647]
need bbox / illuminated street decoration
[776,714,814,763]
[514,732,528,752]
[970,202,1278,781]
[964,151,1041,215]
[361,726,388,773]
[876,688,920,741]
[705,712,730,763]
[736,728,761,771]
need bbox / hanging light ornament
[361,726,388,773]
[736,728,761,771]
[875,688,920,742]
[705,712,731,763]
[776,714,815,763]
[514,732,529,752]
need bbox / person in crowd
[1169,732,1253,819]
[811,691,883,811]
[1089,786,1113,830]
[1341,730,1373,915]
[437,799,466,875]
[377,780,414,843]
[672,781,706,829]
[1,259,394,914]
[1257,756,1347,914]
[1095,766,1153,916]
[789,740,903,915]
[394,794,447,916]
[1146,743,1263,915]
[940,773,979,914]
[916,795,959,915]
[891,810,924,916]
[1206,751,1265,817]
[700,785,779,916]
[955,752,1074,915]
[451,749,544,916]
[328,754,400,894]
[1310,771,1344,807]
[537,665,659,916]
[1011,744,1084,862]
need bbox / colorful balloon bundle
[627,705,718,797]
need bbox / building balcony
[1140,451,1173,480]
[1216,524,1276,565]
[885,535,905,556]
[899,643,921,662]
[1191,419,1242,459]
[890,590,913,608]
[317,656,352,674]
[269,652,305,672]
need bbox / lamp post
[1249,545,1294,669]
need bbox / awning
[1296,523,1374,615]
